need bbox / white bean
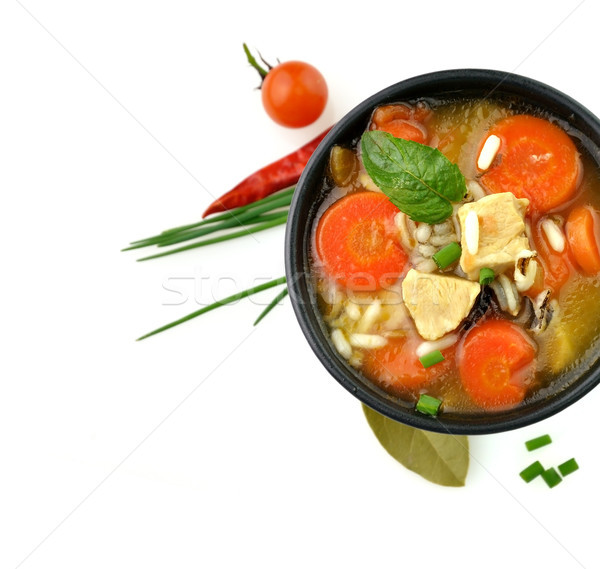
[320,285,344,306]
[477,134,501,170]
[349,333,388,349]
[345,301,361,321]
[429,234,456,247]
[433,220,453,234]
[331,329,352,359]
[514,251,538,292]
[498,273,519,315]
[415,223,432,243]
[515,260,538,292]
[356,299,382,333]
[418,243,437,257]
[415,258,438,273]
[541,218,566,253]
[416,334,459,358]
[467,179,487,201]
[465,210,479,255]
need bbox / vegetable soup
[311,97,600,414]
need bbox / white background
[1,1,598,568]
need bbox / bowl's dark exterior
[284,69,600,435]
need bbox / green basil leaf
[361,130,467,224]
[363,404,469,487]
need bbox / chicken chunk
[402,269,481,341]
[458,192,530,280]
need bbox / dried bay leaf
[363,404,469,487]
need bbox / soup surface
[311,98,600,414]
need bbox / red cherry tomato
[261,61,328,128]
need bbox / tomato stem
[258,51,275,71]
[243,43,272,87]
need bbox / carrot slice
[566,206,600,274]
[458,320,536,410]
[530,220,574,294]
[370,103,429,144]
[315,192,408,290]
[362,335,455,396]
[372,103,412,123]
[524,260,547,299]
[480,115,580,213]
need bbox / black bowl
[284,69,600,435]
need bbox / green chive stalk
[137,276,287,341]
[126,186,295,249]
[253,287,289,326]
[137,214,288,262]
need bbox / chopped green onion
[136,276,286,341]
[479,267,495,285]
[525,434,552,451]
[558,458,579,477]
[253,287,288,326]
[418,350,445,369]
[432,242,462,269]
[416,394,442,416]
[541,467,562,488]
[519,460,544,483]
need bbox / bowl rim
[284,68,600,435]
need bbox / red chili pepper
[202,127,332,217]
